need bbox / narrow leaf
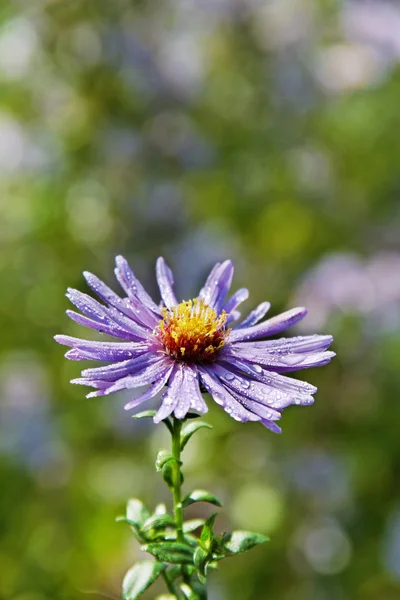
[127,499,151,527]
[155,503,167,515]
[193,546,209,585]
[200,513,218,549]
[180,583,200,599]
[122,560,164,600]
[222,531,269,555]
[115,517,145,543]
[141,514,176,532]
[143,542,194,565]
[183,519,205,533]
[132,410,157,420]
[182,490,222,508]
[180,421,212,451]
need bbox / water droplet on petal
[281,355,301,366]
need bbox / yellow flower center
[156,298,229,363]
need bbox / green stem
[162,569,178,597]
[171,416,191,589]
[171,416,184,543]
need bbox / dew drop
[224,372,235,381]
[281,355,300,366]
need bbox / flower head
[55,257,335,432]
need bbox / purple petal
[236,301,271,329]
[174,364,207,418]
[222,345,335,373]
[66,288,150,339]
[226,385,282,421]
[198,367,261,423]
[229,307,308,342]
[212,362,314,409]
[153,364,184,423]
[124,364,174,410]
[219,354,317,396]
[71,378,112,389]
[198,260,234,311]
[81,352,155,381]
[101,356,171,395]
[83,271,159,329]
[260,419,282,434]
[223,288,249,315]
[226,310,241,324]
[66,310,144,342]
[156,257,178,309]
[232,334,333,354]
[54,335,150,362]
[114,255,160,314]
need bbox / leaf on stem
[193,546,209,585]
[155,450,175,472]
[141,514,176,532]
[161,460,175,489]
[182,490,222,508]
[180,583,201,599]
[126,498,151,527]
[183,519,205,533]
[132,410,157,420]
[200,513,218,550]
[180,421,212,451]
[122,560,164,600]
[143,542,194,564]
[221,531,269,555]
[155,503,167,515]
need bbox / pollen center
[156,298,228,363]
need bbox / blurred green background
[1,0,400,599]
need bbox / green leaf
[132,411,173,433]
[132,410,157,420]
[143,542,194,564]
[222,531,269,555]
[155,450,175,472]
[115,516,144,542]
[164,565,182,581]
[122,560,164,600]
[183,519,205,533]
[155,503,167,515]
[180,583,200,599]
[155,595,176,600]
[126,499,151,527]
[180,421,212,451]
[200,513,218,550]
[162,460,175,489]
[141,514,176,532]
[193,546,209,585]
[191,581,208,600]
[182,490,222,508]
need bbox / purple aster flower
[55,257,335,433]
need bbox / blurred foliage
[1,1,400,599]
